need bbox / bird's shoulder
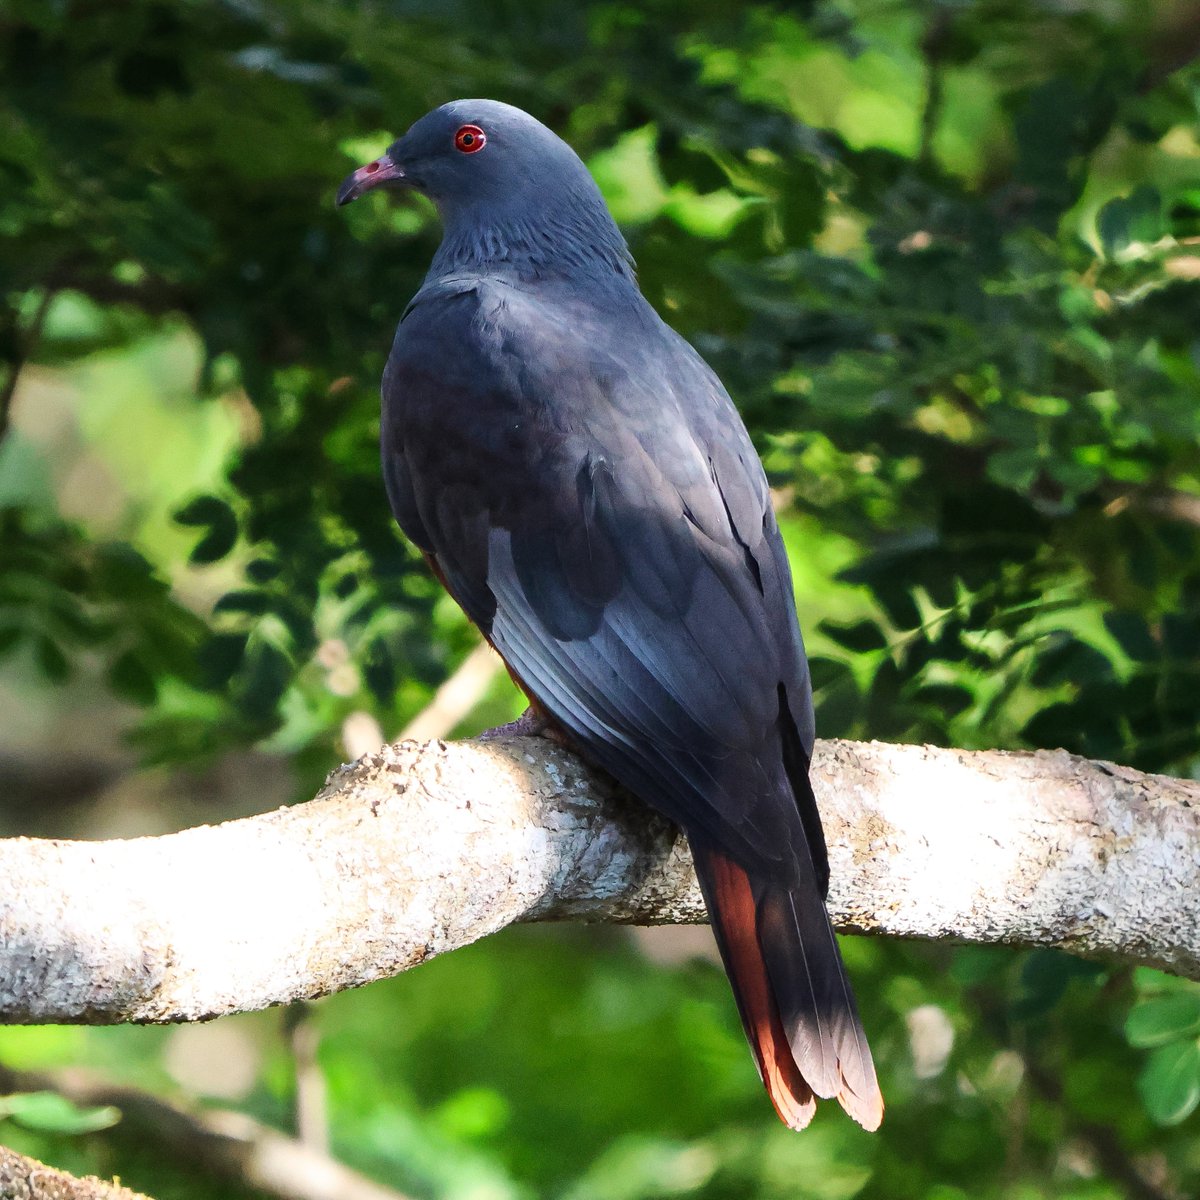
[390,275,759,489]
[389,274,611,373]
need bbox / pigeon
[337,99,882,1130]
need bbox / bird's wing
[383,281,823,881]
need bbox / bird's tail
[690,839,883,1131]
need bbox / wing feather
[385,281,819,877]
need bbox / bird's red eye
[454,125,486,154]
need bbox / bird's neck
[427,191,636,290]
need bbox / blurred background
[3,0,1200,1196]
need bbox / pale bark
[0,1146,152,1200]
[0,736,1197,1026]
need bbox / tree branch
[1,736,1197,1026]
[0,288,55,444]
[283,1002,330,1153]
[0,1064,411,1200]
[0,1145,152,1200]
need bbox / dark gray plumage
[338,99,882,1130]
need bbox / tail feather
[691,839,883,1132]
[693,844,817,1129]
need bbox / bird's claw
[477,706,569,745]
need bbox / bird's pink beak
[336,157,407,206]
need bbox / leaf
[813,671,861,738]
[1012,949,1104,1021]
[875,583,922,631]
[821,619,888,653]
[808,655,850,690]
[1103,612,1158,663]
[199,632,248,688]
[93,544,162,601]
[1029,636,1115,689]
[1134,967,1200,994]
[987,446,1040,493]
[1096,186,1164,258]
[1162,614,1200,659]
[1137,1040,1200,1126]
[107,649,158,705]
[213,589,272,616]
[174,496,238,565]
[362,634,397,704]
[911,683,973,718]
[866,657,906,739]
[174,495,231,528]
[33,633,70,682]
[0,1091,121,1135]
[1126,994,1200,1049]
[239,638,292,717]
[246,557,282,584]
[1024,701,1116,755]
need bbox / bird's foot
[478,706,570,746]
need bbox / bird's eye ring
[454,125,487,154]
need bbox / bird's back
[383,272,824,879]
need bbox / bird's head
[338,100,587,214]
[337,100,632,282]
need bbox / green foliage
[2,0,1200,1195]
[1128,971,1200,1127]
[0,1092,120,1136]
[1138,1042,1200,1127]
[0,508,206,700]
